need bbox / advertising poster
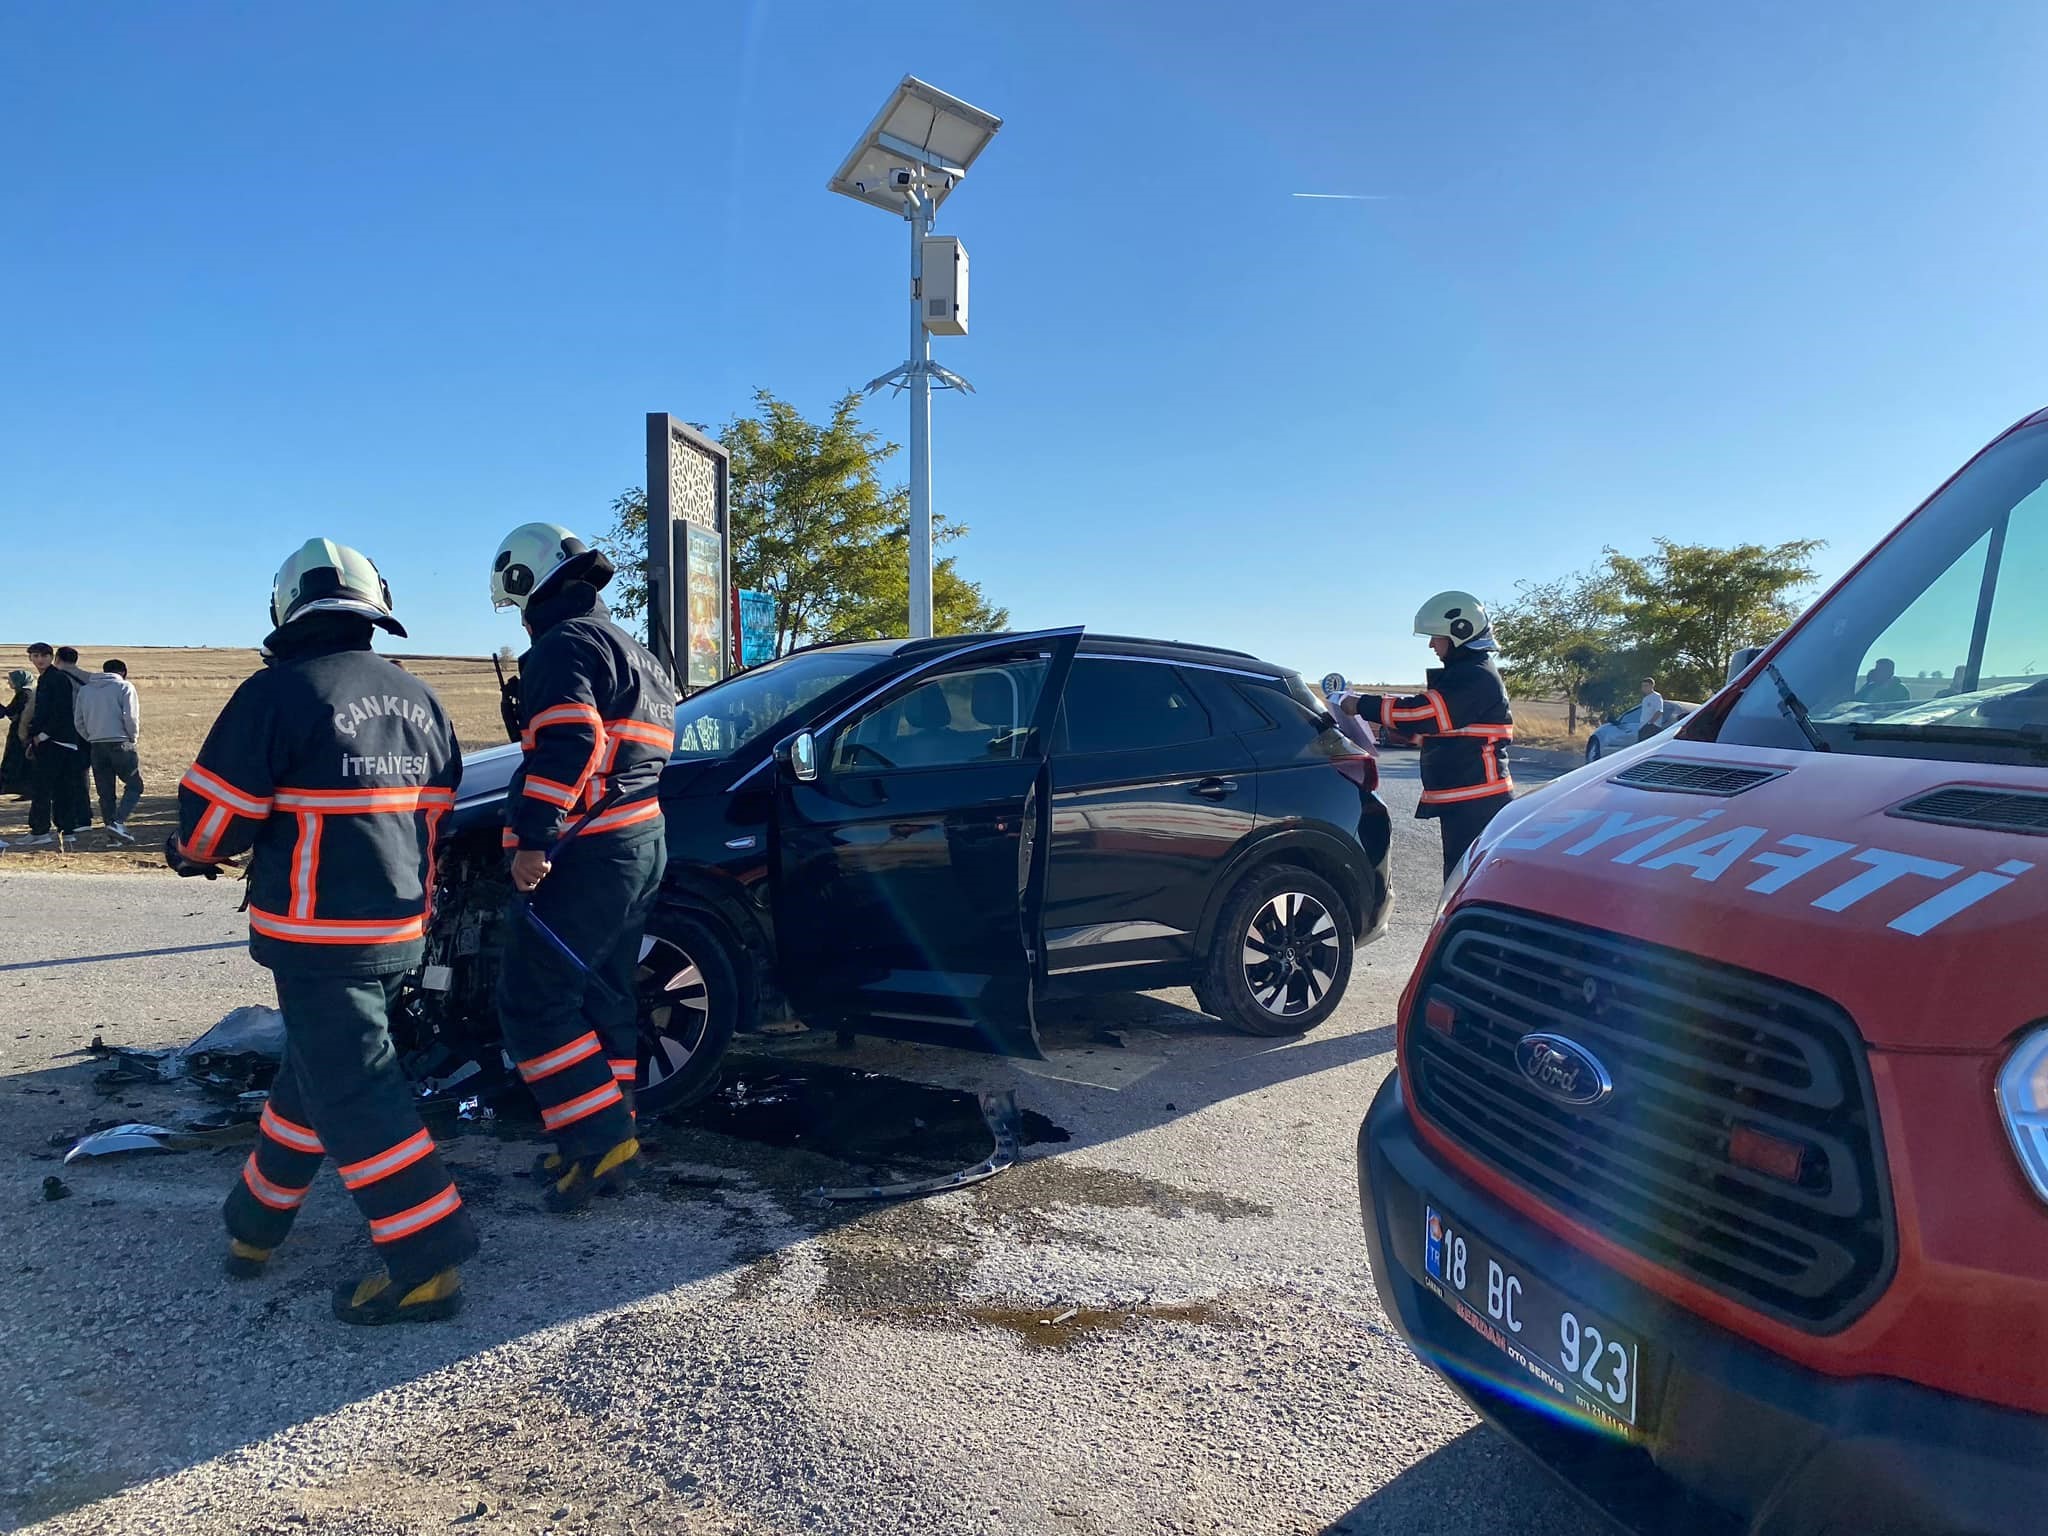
[685,524,725,690]
[738,590,777,668]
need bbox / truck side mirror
[777,730,819,783]
[1727,646,1766,685]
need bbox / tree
[1494,537,1823,729]
[594,390,1006,656]
[826,531,1009,641]
[1494,564,1621,734]
[1603,538,1822,700]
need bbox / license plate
[1422,1200,1643,1435]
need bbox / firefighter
[169,539,476,1325]
[489,522,676,1212]
[1341,590,1515,877]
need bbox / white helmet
[271,538,406,637]
[490,522,614,613]
[1412,590,1494,651]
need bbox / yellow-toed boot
[224,1240,272,1280]
[543,1137,641,1213]
[331,1267,464,1326]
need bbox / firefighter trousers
[224,972,480,1283]
[497,827,666,1159]
[1435,793,1511,879]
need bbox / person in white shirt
[1636,677,1666,744]
[75,658,143,842]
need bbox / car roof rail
[1083,633,1263,661]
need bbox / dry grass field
[0,645,508,874]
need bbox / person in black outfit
[1,667,33,798]
[1342,590,1516,876]
[22,643,91,845]
[489,521,677,1212]
[169,538,476,1326]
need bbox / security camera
[890,167,916,188]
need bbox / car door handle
[1189,777,1239,801]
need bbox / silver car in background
[1583,698,1697,761]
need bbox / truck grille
[1407,907,1894,1331]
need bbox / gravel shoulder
[0,759,1595,1536]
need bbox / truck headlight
[1997,1025,2048,1206]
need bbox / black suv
[402,628,1391,1113]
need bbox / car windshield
[670,649,882,760]
[1718,421,2048,765]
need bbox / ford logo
[1515,1032,1614,1108]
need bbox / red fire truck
[1361,408,2048,1534]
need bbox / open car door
[772,627,1082,1056]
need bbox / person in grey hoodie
[76,658,144,842]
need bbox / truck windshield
[1718,421,2048,765]
[671,650,880,760]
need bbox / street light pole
[829,77,1001,644]
[906,192,934,639]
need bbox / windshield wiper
[1764,662,1830,752]
[1847,722,2048,757]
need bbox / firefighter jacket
[176,614,462,976]
[1353,646,1514,819]
[506,583,677,852]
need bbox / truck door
[772,628,1081,1056]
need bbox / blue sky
[3,1,2045,685]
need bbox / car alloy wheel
[1241,890,1342,1019]
[636,933,712,1093]
[1585,737,1604,762]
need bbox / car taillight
[1333,754,1378,792]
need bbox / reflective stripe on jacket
[175,615,462,975]
[506,584,677,852]
[1354,647,1514,819]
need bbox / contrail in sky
[1290,192,1388,200]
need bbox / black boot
[331,1267,464,1325]
[542,1137,641,1213]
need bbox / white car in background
[1584,698,1698,761]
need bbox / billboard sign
[684,525,724,690]
[737,590,777,668]
[646,414,729,693]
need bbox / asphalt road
[0,750,1600,1536]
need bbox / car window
[1614,706,1640,730]
[671,649,878,760]
[832,659,1046,774]
[1060,659,1213,754]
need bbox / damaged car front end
[392,742,741,1120]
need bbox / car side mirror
[777,729,819,783]
[1728,646,1765,684]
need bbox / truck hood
[1458,741,2044,1052]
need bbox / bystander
[77,658,144,842]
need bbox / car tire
[632,908,741,1117]
[1201,864,1354,1037]
[1585,736,1604,763]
